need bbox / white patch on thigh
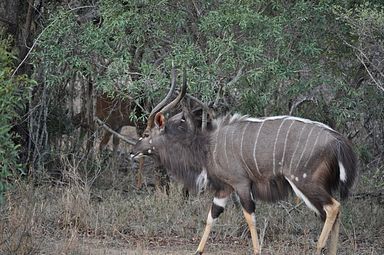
[285,177,319,215]
[213,196,229,208]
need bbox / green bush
[0,35,32,200]
[29,1,383,173]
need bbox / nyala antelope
[130,69,357,255]
[74,93,147,188]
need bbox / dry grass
[0,184,42,255]
[0,155,383,255]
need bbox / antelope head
[130,68,188,161]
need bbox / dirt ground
[40,237,250,255]
[38,234,384,255]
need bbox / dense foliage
[1,0,383,178]
[0,35,32,197]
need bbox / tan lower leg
[316,198,340,255]
[329,211,340,255]
[242,209,260,255]
[195,210,214,254]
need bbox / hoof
[193,251,203,255]
[315,247,326,255]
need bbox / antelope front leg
[136,157,144,189]
[195,195,229,255]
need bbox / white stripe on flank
[285,177,320,215]
[303,128,322,169]
[240,122,249,162]
[339,161,347,182]
[289,124,306,174]
[213,197,229,208]
[273,119,287,175]
[230,126,236,161]
[212,131,220,170]
[281,120,295,173]
[253,121,265,175]
[223,128,230,167]
[294,125,315,173]
[240,122,255,177]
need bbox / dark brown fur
[131,73,358,254]
[131,113,357,220]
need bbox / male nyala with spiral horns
[130,68,357,255]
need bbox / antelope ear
[155,112,166,129]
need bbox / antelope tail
[336,137,358,200]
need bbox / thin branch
[356,54,384,92]
[287,201,304,214]
[67,5,96,12]
[0,16,15,26]
[11,18,55,77]
[289,97,315,115]
[226,65,244,87]
[12,5,97,77]
[213,65,244,108]
[183,93,209,111]
[95,117,137,145]
[344,41,384,92]
[201,108,207,131]
[191,0,201,16]
[114,91,149,115]
[259,218,269,251]
[213,81,223,108]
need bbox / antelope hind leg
[236,187,260,254]
[328,209,341,255]
[316,198,340,255]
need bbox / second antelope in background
[130,69,357,255]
